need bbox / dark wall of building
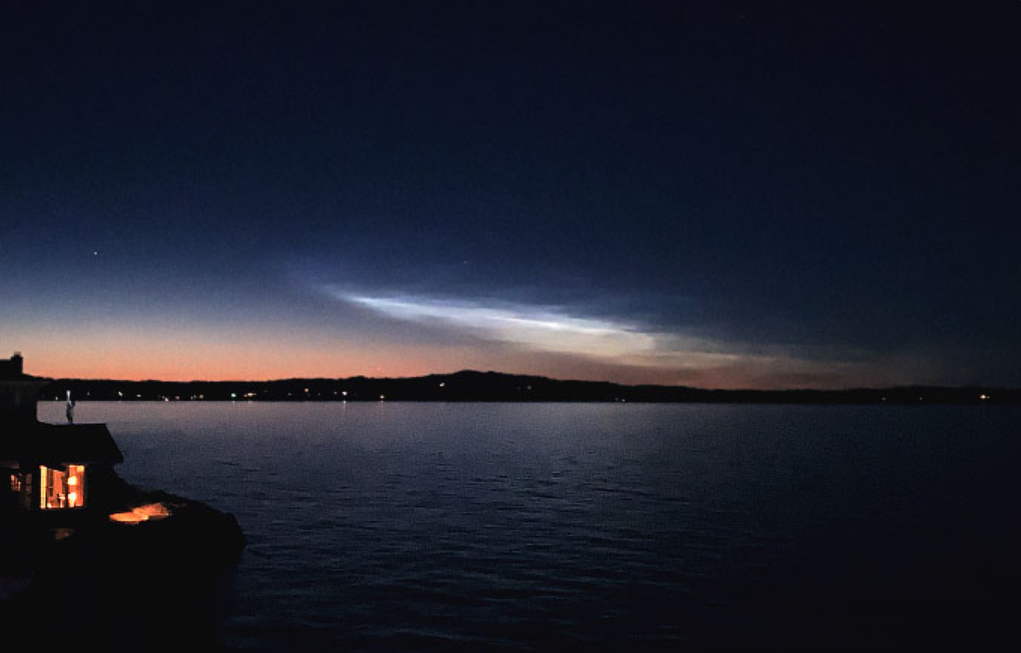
[0,354,24,380]
[0,381,45,425]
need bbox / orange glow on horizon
[5,326,941,390]
[16,335,451,382]
[16,345,923,390]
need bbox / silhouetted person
[66,390,75,424]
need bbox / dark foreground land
[36,370,1021,404]
[1,467,244,651]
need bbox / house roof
[0,422,124,465]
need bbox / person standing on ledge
[66,390,75,424]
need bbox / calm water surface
[31,402,1021,650]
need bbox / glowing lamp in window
[39,464,86,509]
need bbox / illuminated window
[39,464,86,509]
[9,472,32,511]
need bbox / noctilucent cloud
[1,2,1019,388]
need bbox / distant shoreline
[28,370,1021,405]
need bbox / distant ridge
[26,370,1021,404]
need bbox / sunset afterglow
[1,3,1018,389]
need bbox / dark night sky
[1,1,1019,387]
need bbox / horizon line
[24,369,1020,394]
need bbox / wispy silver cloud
[340,292,659,360]
[316,284,929,389]
[329,288,790,375]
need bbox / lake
[25,402,1021,650]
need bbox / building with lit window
[1,354,123,520]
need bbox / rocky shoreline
[2,468,245,599]
[2,470,245,651]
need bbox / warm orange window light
[109,503,171,524]
[39,464,86,509]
